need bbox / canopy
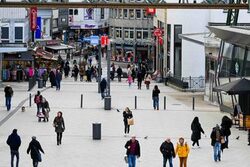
[213,78,250,95]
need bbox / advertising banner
[30,7,37,31]
[35,17,42,39]
[84,8,94,20]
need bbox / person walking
[175,137,190,167]
[125,135,141,167]
[131,68,136,83]
[6,129,21,167]
[221,115,233,149]
[41,70,48,87]
[49,69,56,88]
[55,69,62,91]
[64,64,70,78]
[144,73,151,90]
[191,117,205,148]
[137,71,143,90]
[34,91,42,115]
[79,66,85,82]
[123,107,133,136]
[53,111,65,145]
[100,78,107,100]
[152,85,160,110]
[27,136,44,167]
[4,85,13,111]
[210,124,223,162]
[160,138,175,167]
[73,65,79,81]
[117,66,123,82]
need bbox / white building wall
[209,9,250,23]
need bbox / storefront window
[124,9,128,18]
[129,9,135,19]
[136,9,141,19]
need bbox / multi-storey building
[108,0,154,70]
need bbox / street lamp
[104,39,112,110]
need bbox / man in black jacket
[4,85,13,111]
[160,138,175,167]
[117,66,123,82]
[125,135,140,167]
[100,78,107,100]
[6,129,21,167]
[27,136,45,167]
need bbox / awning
[0,47,28,53]
[213,78,250,95]
[3,51,34,61]
[45,44,74,51]
[35,49,57,61]
[207,26,250,48]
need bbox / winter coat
[53,116,65,133]
[160,141,175,158]
[191,122,204,141]
[27,139,44,160]
[210,127,223,146]
[123,111,133,124]
[175,143,190,158]
[137,72,143,82]
[55,72,62,82]
[117,68,123,76]
[4,86,13,97]
[6,132,21,151]
[125,139,141,157]
[100,79,107,93]
[221,116,233,137]
[152,89,160,98]
[49,71,56,86]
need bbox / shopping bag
[127,118,134,125]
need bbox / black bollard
[29,93,32,107]
[135,96,137,109]
[192,97,195,110]
[80,94,83,108]
[164,96,166,110]
[248,129,250,146]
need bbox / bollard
[29,93,32,107]
[192,97,195,110]
[135,96,137,109]
[248,129,250,145]
[164,96,166,110]
[80,94,83,108]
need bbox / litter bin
[104,96,111,110]
[92,123,101,140]
[38,79,43,88]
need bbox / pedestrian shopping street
[0,76,250,167]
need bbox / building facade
[108,1,154,70]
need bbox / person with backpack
[160,138,175,167]
[34,91,42,115]
[175,137,190,167]
[210,124,224,162]
[4,85,14,111]
[27,136,44,167]
[6,129,21,167]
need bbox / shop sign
[146,7,156,15]
[101,36,108,46]
[154,28,163,37]
[158,36,164,45]
[90,35,99,46]
[46,40,60,46]
[30,7,37,31]
[35,17,42,39]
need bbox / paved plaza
[0,76,250,167]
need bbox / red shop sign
[101,36,108,46]
[146,8,156,15]
[30,7,37,31]
[154,28,163,37]
[158,36,164,45]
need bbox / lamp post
[104,40,111,110]
[98,43,101,93]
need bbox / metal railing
[182,76,205,89]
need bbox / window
[116,27,122,38]
[1,27,9,43]
[142,10,147,19]
[15,27,23,43]
[136,9,141,19]
[136,29,142,39]
[69,9,73,15]
[124,9,128,18]
[130,28,134,39]
[124,28,129,39]
[115,9,118,18]
[110,27,114,37]
[74,9,78,15]
[101,8,105,19]
[129,9,134,19]
[124,28,134,39]
[142,29,148,39]
[119,9,123,18]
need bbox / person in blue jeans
[6,129,21,167]
[160,138,175,167]
[4,85,13,111]
[210,124,224,162]
[152,85,160,110]
[125,135,141,167]
[55,69,62,91]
